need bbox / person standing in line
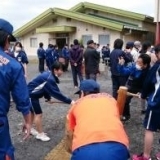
[0,18,31,160]
[62,44,70,71]
[131,41,141,62]
[12,41,29,78]
[69,39,83,88]
[45,44,54,70]
[37,42,46,73]
[84,40,100,81]
[110,39,129,99]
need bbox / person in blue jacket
[132,44,160,160]
[118,54,151,122]
[0,18,31,160]
[12,41,29,78]
[45,44,54,70]
[62,44,70,71]
[28,61,74,142]
[37,42,46,73]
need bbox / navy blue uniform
[0,47,31,160]
[118,64,150,118]
[141,62,160,131]
[110,49,130,99]
[37,47,46,73]
[28,71,72,114]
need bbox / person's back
[68,93,129,151]
[110,48,125,75]
[66,79,129,160]
[70,45,83,65]
[84,45,100,75]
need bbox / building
[13,2,156,56]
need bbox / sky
[0,0,155,31]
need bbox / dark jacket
[118,64,150,92]
[28,71,72,104]
[84,46,100,74]
[110,49,131,76]
[69,45,83,65]
[14,51,29,64]
[141,61,160,110]
[37,47,45,59]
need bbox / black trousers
[38,58,45,73]
[71,65,83,87]
[111,75,128,99]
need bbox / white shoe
[36,132,50,141]
[30,128,38,136]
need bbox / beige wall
[19,14,154,56]
[19,16,121,55]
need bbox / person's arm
[75,49,83,63]
[117,59,133,76]
[44,78,72,104]
[11,66,31,139]
[65,107,76,153]
[69,50,75,64]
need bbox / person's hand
[74,63,77,67]
[24,74,27,79]
[71,100,75,105]
[118,57,125,65]
[22,123,31,140]
[137,92,141,99]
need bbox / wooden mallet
[117,86,139,116]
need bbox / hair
[51,61,65,72]
[39,42,43,48]
[138,53,151,68]
[140,41,151,54]
[114,39,123,49]
[0,30,9,48]
[15,41,23,48]
[154,44,160,54]
[73,39,79,45]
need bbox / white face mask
[135,64,142,70]
[15,46,21,52]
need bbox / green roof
[70,2,153,22]
[36,26,76,33]
[13,2,152,37]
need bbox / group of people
[0,17,160,160]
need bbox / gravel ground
[8,62,160,160]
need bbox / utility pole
[155,0,160,44]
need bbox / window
[82,35,92,46]
[98,35,110,45]
[30,38,37,48]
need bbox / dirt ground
[8,62,160,160]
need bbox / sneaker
[36,132,50,141]
[132,153,151,160]
[156,152,160,160]
[30,128,38,136]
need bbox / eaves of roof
[70,2,154,22]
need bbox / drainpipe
[155,0,160,45]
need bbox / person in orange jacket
[65,79,130,160]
